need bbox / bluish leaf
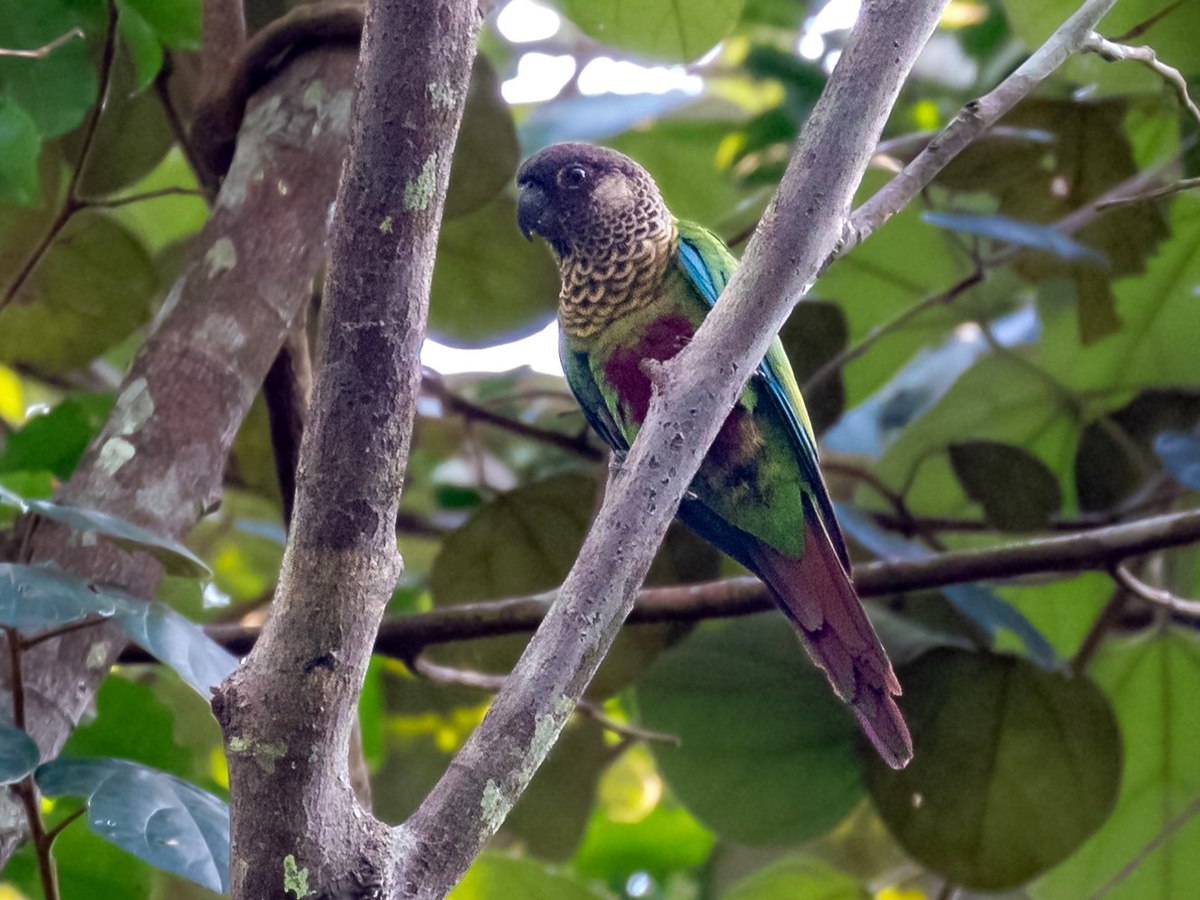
[1154,430,1200,491]
[0,486,209,576]
[0,724,39,784]
[921,211,1107,265]
[836,505,1061,670]
[0,563,236,695]
[36,757,229,893]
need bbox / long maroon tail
[747,505,913,769]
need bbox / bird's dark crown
[516,142,669,259]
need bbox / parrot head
[516,143,670,259]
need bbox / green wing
[674,219,851,569]
[559,335,629,457]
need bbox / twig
[423,370,603,462]
[0,2,119,315]
[119,506,1200,665]
[1112,0,1184,41]
[1112,562,1200,617]
[802,266,984,394]
[20,616,108,651]
[1083,32,1200,128]
[0,27,83,59]
[1088,794,1200,899]
[85,187,208,209]
[43,806,85,844]
[411,656,680,745]
[842,0,1121,255]
[1071,586,1126,674]
[1096,176,1200,210]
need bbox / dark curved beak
[517,182,549,241]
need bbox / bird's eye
[559,165,588,189]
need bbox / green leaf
[0,393,112,479]
[948,439,1062,531]
[0,486,209,576]
[116,1,163,92]
[999,573,1112,659]
[431,473,594,605]
[63,676,191,777]
[63,45,174,195]
[445,57,519,219]
[1038,198,1200,397]
[1005,0,1200,84]
[720,856,867,900]
[0,724,39,784]
[779,300,847,435]
[872,353,1080,523]
[428,195,560,346]
[506,720,608,860]
[1074,389,1200,512]
[0,97,41,205]
[36,756,229,893]
[0,211,158,373]
[865,648,1121,891]
[636,616,864,845]
[574,799,715,889]
[0,0,103,138]
[1034,630,1200,900]
[609,119,742,226]
[558,0,745,62]
[0,563,236,695]
[118,0,200,48]
[451,853,613,899]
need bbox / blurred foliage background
[1,0,1200,897]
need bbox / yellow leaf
[0,365,22,425]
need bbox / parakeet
[516,143,912,769]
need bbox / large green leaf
[872,352,1081,519]
[445,57,519,219]
[948,439,1062,531]
[118,0,200,49]
[0,211,158,373]
[0,0,103,138]
[635,616,864,846]
[1034,630,1200,899]
[428,195,560,346]
[63,676,191,778]
[451,853,613,899]
[36,756,229,893]
[558,0,745,62]
[865,648,1121,891]
[720,856,867,900]
[0,96,41,205]
[574,797,715,889]
[0,392,112,479]
[1038,198,1200,396]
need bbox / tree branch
[394,2,949,895]
[210,0,481,896]
[1,46,359,869]
[117,505,1200,665]
[842,0,1120,254]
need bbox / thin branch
[43,806,85,844]
[1071,585,1126,674]
[411,656,680,745]
[843,0,1121,254]
[1111,0,1184,41]
[423,370,603,462]
[0,27,83,59]
[1112,562,1200,617]
[85,187,208,209]
[20,616,108,651]
[1083,32,1200,128]
[1096,176,1200,210]
[13,780,59,900]
[136,506,1200,665]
